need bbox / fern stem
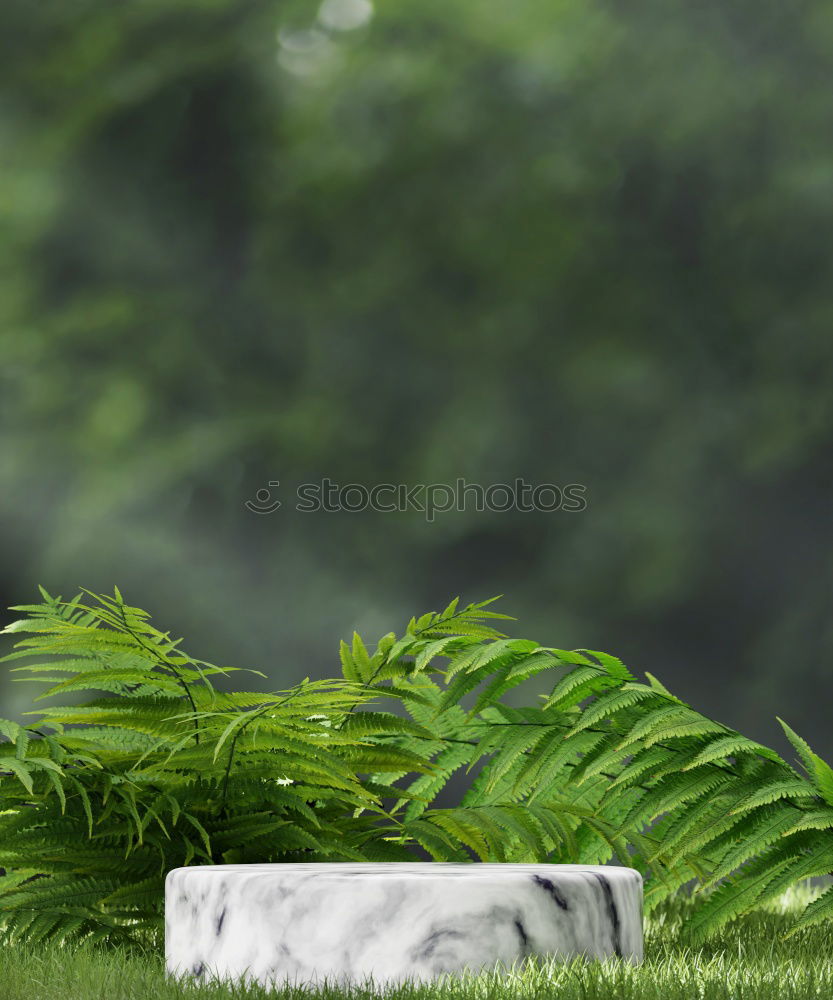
[115,606,201,746]
[220,690,304,807]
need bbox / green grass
[1,887,831,1000]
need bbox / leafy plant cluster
[1,590,832,947]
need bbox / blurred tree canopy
[1,0,832,754]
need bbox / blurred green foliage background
[1,0,832,756]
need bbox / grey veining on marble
[165,862,643,986]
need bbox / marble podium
[165,862,643,987]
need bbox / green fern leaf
[564,684,663,737]
[787,881,833,935]
[682,735,784,770]
[729,778,816,815]
[543,665,612,711]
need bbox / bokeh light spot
[318,0,373,32]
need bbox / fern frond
[400,741,476,820]
[729,778,817,815]
[682,735,784,770]
[543,665,612,711]
[787,880,833,935]
[3,586,833,945]
[563,684,664,737]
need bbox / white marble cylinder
[165,862,643,987]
